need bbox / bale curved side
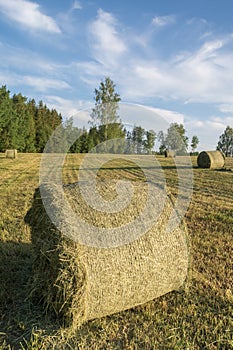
[197,150,225,169]
[27,182,189,330]
[25,188,87,327]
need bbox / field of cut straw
[0,153,232,350]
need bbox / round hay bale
[26,181,189,330]
[5,149,17,159]
[197,150,225,169]
[165,150,176,158]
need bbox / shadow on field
[79,165,194,171]
[0,214,59,348]
[0,240,33,346]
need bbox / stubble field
[0,153,232,349]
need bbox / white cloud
[116,103,185,133]
[0,43,63,75]
[152,15,175,27]
[0,71,71,95]
[1,5,233,152]
[219,104,233,114]
[23,76,70,91]
[186,116,233,151]
[44,95,91,122]
[147,108,185,124]
[80,13,233,106]
[75,61,109,78]
[0,0,61,33]
[73,11,233,108]
[77,6,233,108]
[88,9,127,67]
[116,36,233,105]
[209,116,233,127]
[186,17,208,26]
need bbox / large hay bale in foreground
[165,150,176,158]
[26,181,189,330]
[197,150,225,169]
[5,149,17,159]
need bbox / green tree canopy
[165,123,189,155]
[191,135,199,153]
[132,126,145,154]
[144,130,156,154]
[217,125,233,157]
[0,86,17,151]
[0,85,62,153]
[90,77,124,143]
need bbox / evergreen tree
[132,126,145,154]
[12,93,36,152]
[87,126,100,150]
[144,130,156,154]
[125,130,134,154]
[0,85,63,153]
[0,86,17,151]
[34,101,62,152]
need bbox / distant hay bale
[5,149,17,159]
[26,181,189,330]
[165,150,176,158]
[197,150,225,169]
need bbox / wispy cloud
[77,10,233,107]
[0,71,70,94]
[219,104,233,113]
[119,36,233,105]
[0,5,232,150]
[88,9,127,67]
[186,116,233,150]
[0,0,61,33]
[23,76,70,92]
[44,95,90,121]
[72,1,82,10]
[152,15,175,27]
[0,42,63,74]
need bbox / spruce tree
[0,86,17,151]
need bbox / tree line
[69,77,199,155]
[0,79,232,156]
[0,85,62,152]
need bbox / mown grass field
[0,153,232,350]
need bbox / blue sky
[0,0,233,151]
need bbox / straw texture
[197,150,225,169]
[27,181,189,330]
[5,149,17,159]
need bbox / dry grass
[0,153,232,349]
